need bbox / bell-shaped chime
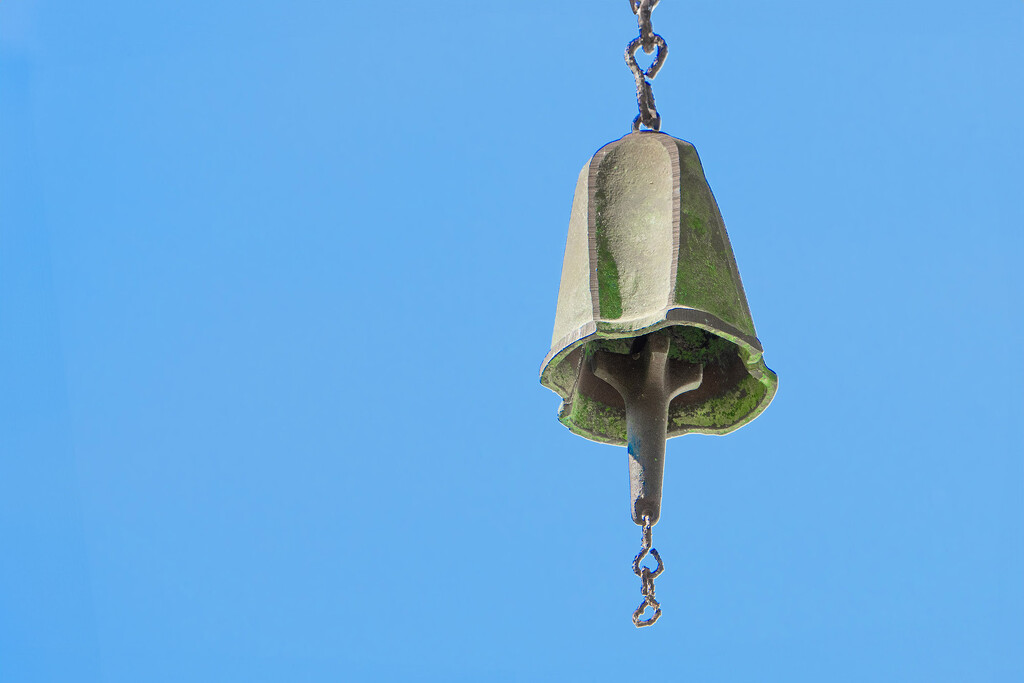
[540,1,776,628]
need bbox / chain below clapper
[632,513,664,627]
[626,0,668,131]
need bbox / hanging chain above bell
[627,0,668,131]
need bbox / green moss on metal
[593,187,623,319]
[673,143,756,337]
[546,349,582,395]
[566,392,627,442]
[671,373,767,429]
[688,214,707,238]
[666,326,733,365]
[589,338,632,356]
[586,327,734,366]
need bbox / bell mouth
[540,309,777,444]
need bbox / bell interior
[558,325,769,443]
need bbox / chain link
[632,513,664,627]
[626,0,668,131]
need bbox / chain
[632,513,664,627]
[626,0,668,131]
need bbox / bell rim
[539,305,778,443]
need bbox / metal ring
[633,599,663,627]
[626,34,668,79]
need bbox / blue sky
[2,2,1022,681]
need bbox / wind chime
[540,0,777,627]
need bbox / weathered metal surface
[540,131,777,447]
